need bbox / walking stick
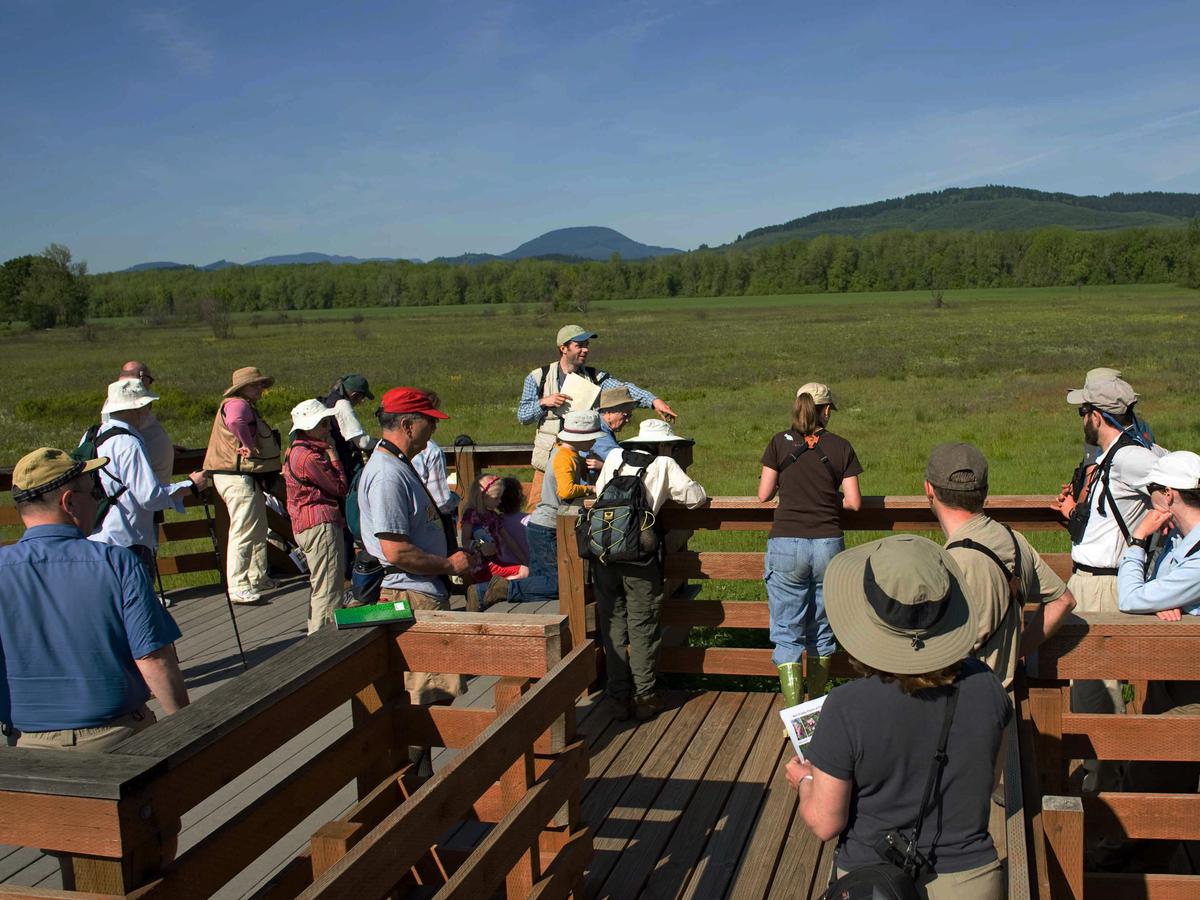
[201,492,249,671]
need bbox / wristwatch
[1129,536,1151,551]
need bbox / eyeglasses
[1145,483,1167,494]
[1078,405,1095,418]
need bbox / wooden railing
[556,495,1072,679]
[0,613,594,899]
[1023,613,1200,900]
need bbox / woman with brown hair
[757,382,862,706]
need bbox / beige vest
[203,398,282,475]
[529,363,607,471]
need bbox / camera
[875,830,930,879]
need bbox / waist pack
[350,550,400,606]
[577,450,658,564]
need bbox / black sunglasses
[1145,483,1167,494]
[1078,404,1095,418]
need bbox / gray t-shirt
[358,448,448,598]
[805,658,1011,875]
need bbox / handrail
[0,613,590,898]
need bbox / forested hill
[733,186,1200,248]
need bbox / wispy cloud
[134,6,213,75]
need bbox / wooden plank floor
[1,578,909,899]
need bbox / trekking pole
[201,492,249,671]
[151,553,171,609]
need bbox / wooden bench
[0,613,594,899]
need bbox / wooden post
[556,509,587,651]
[1027,682,1067,796]
[454,445,478,522]
[495,677,540,897]
[351,638,408,801]
[1042,796,1084,900]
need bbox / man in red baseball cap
[355,387,471,773]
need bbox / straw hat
[824,535,980,674]
[223,367,275,398]
[101,379,159,415]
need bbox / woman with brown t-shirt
[757,382,862,708]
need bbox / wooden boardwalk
[0,577,1013,899]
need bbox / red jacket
[284,438,348,534]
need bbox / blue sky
[2,0,1198,272]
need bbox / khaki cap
[824,535,980,674]
[11,447,107,502]
[925,442,988,493]
[796,381,837,410]
[598,386,636,411]
[556,324,597,346]
[1066,376,1138,414]
[1085,367,1122,386]
[223,366,276,398]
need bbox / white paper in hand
[561,372,601,413]
[779,694,827,761]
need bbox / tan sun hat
[101,378,159,415]
[824,535,980,674]
[598,386,636,412]
[796,381,837,410]
[11,447,108,503]
[223,366,276,398]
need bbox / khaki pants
[836,857,1003,900]
[15,704,156,751]
[297,522,346,635]
[594,559,663,700]
[1066,571,1126,793]
[380,588,466,705]
[214,473,270,595]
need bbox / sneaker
[253,577,281,591]
[633,691,665,722]
[600,694,631,722]
[229,590,265,605]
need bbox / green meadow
[3,283,1198,600]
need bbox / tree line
[3,224,1199,327]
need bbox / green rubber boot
[806,655,833,699]
[778,662,804,708]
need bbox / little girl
[461,473,530,608]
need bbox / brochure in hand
[779,694,828,761]
[334,599,416,630]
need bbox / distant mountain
[244,251,390,267]
[121,261,190,272]
[731,186,1200,249]
[503,226,680,260]
[201,259,237,271]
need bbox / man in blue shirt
[2,447,189,752]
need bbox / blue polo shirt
[587,422,621,469]
[0,524,182,732]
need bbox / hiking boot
[633,691,665,722]
[600,694,631,722]
[252,577,281,591]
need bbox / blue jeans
[765,536,843,664]
[518,523,559,602]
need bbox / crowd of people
[2,328,1198,895]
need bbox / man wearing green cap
[925,442,1076,688]
[518,324,678,484]
[1,448,189,752]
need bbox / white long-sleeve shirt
[595,448,707,513]
[1118,524,1200,616]
[82,420,191,550]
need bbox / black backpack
[1066,432,1141,545]
[577,449,657,564]
[70,424,127,528]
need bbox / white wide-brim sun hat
[289,399,338,436]
[101,379,159,415]
[622,418,691,444]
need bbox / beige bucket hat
[560,410,604,443]
[11,447,108,503]
[223,366,276,398]
[824,535,980,674]
[101,378,159,415]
